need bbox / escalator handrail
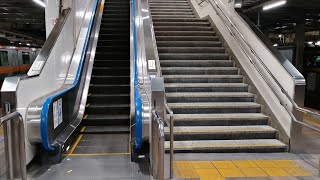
[209,0,320,125]
[132,0,143,149]
[40,0,99,151]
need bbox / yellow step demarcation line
[174,160,312,179]
[67,126,86,155]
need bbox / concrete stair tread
[164,125,277,134]
[166,92,254,98]
[165,83,248,87]
[170,113,269,120]
[164,139,287,150]
[168,102,261,108]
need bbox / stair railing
[0,111,27,180]
[151,110,165,180]
[209,0,320,151]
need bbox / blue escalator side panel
[132,0,143,150]
[40,0,99,151]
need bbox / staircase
[149,0,287,153]
[80,0,130,152]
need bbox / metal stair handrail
[1,111,27,180]
[209,0,320,131]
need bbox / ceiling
[241,0,320,35]
[0,0,45,46]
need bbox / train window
[0,51,9,66]
[22,52,30,64]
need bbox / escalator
[149,0,287,153]
[69,0,130,155]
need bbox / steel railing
[152,111,165,180]
[209,0,320,134]
[0,111,27,180]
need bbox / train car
[0,45,40,80]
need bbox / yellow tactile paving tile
[211,161,237,169]
[174,160,312,179]
[240,167,268,177]
[284,167,312,176]
[262,167,291,176]
[232,160,258,168]
[253,160,280,168]
[218,168,245,177]
[174,161,199,178]
[195,169,224,180]
[190,161,215,169]
[273,160,300,167]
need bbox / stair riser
[151,12,194,15]
[155,31,215,36]
[93,61,130,67]
[151,9,194,13]
[89,86,130,94]
[152,18,208,22]
[159,54,229,60]
[161,61,233,67]
[152,15,196,18]
[174,119,269,126]
[165,132,276,141]
[91,77,130,84]
[84,119,130,127]
[158,48,225,53]
[162,69,238,75]
[167,97,254,103]
[85,107,129,115]
[165,87,248,92]
[157,42,222,47]
[154,27,212,31]
[87,96,130,104]
[156,36,218,41]
[150,6,191,9]
[170,107,261,114]
[165,147,287,153]
[164,78,242,83]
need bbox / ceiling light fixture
[263,0,286,11]
[33,0,46,7]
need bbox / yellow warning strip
[83,114,88,119]
[86,103,90,107]
[173,160,312,179]
[68,126,86,155]
[67,152,130,156]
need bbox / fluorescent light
[33,0,46,7]
[308,41,313,44]
[273,44,278,46]
[263,0,286,10]
[26,43,31,46]
[316,41,320,46]
[19,43,22,45]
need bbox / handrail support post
[151,77,165,180]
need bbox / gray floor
[26,155,150,180]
